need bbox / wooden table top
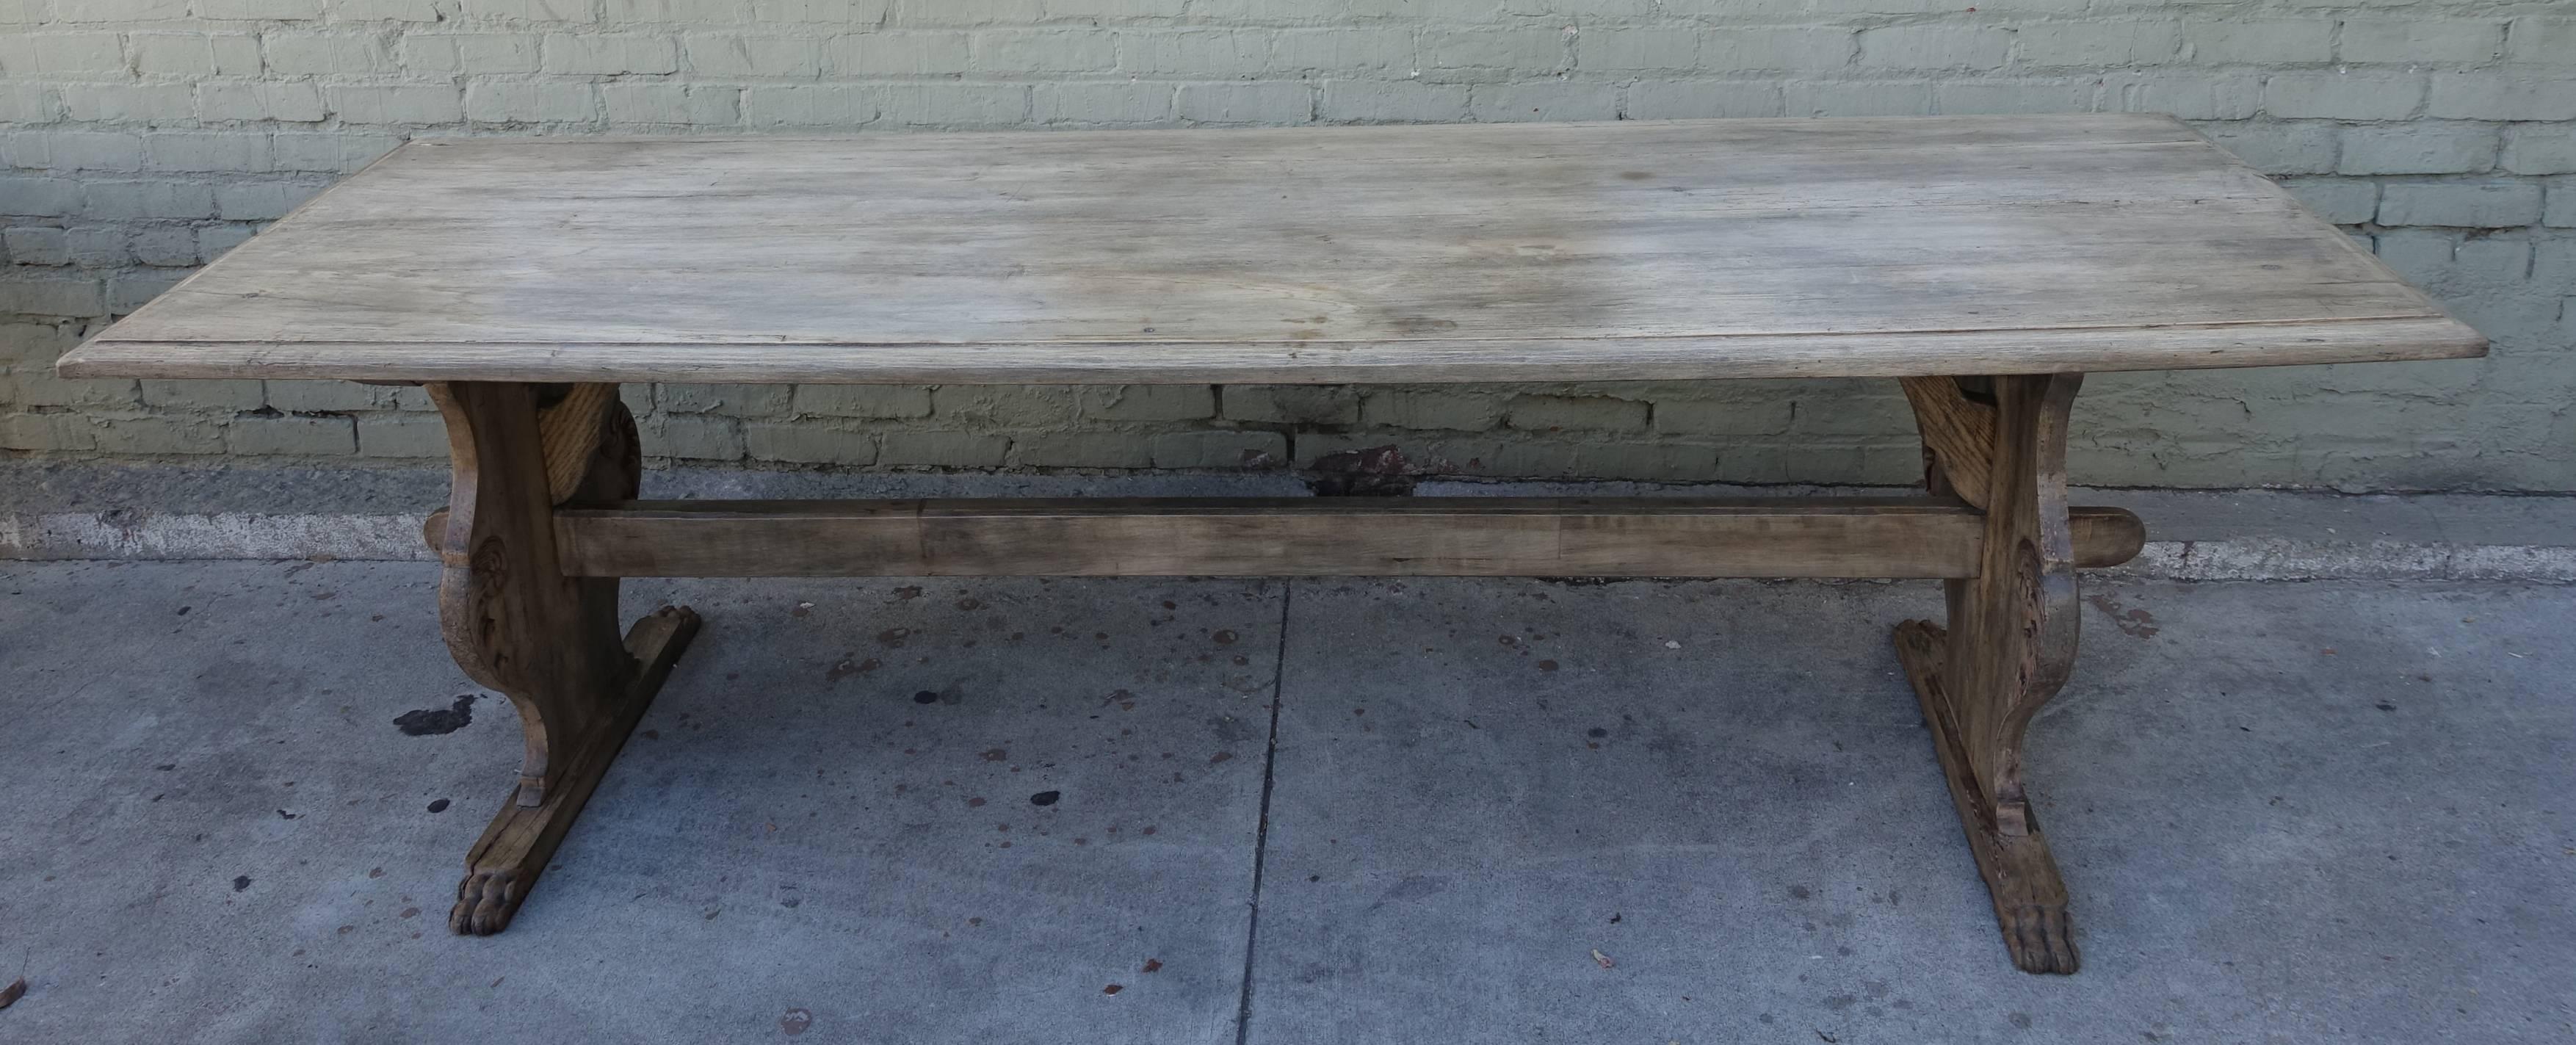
[62,115,2482,386]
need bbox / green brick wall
[3,0,2572,491]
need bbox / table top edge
[59,314,2488,384]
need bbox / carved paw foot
[2001,902,2078,975]
[451,868,523,936]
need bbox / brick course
[2,0,2572,491]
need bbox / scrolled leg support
[429,381,700,936]
[1894,373,2085,975]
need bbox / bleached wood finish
[536,383,618,504]
[453,605,697,936]
[1899,376,1999,511]
[61,115,2480,384]
[1896,373,2088,974]
[430,380,702,935]
[538,497,2148,579]
[68,117,2483,970]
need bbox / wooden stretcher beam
[515,497,2147,579]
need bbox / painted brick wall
[3,0,2572,491]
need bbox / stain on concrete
[2087,593,2160,639]
[393,695,477,736]
[1367,875,1446,912]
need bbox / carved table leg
[429,381,701,936]
[1893,373,2084,975]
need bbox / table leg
[1892,373,2085,975]
[427,381,701,936]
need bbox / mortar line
[1233,579,1293,1045]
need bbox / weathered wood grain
[542,497,2146,578]
[1899,376,1997,510]
[452,605,698,936]
[61,115,2481,384]
[430,380,701,936]
[537,383,618,504]
[1895,372,2087,975]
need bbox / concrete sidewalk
[0,560,2569,1043]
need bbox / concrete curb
[3,510,433,563]
[12,508,2576,583]
[2108,538,2576,582]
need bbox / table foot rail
[452,605,698,936]
[535,497,2143,579]
[1894,620,2078,974]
